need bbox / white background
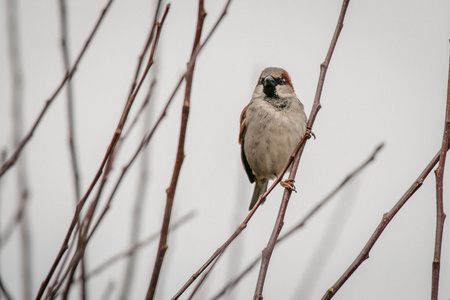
[1,0,450,299]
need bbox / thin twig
[188,252,223,300]
[254,1,350,298]
[171,132,310,299]
[430,46,450,300]
[119,80,156,300]
[75,212,195,281]
[321,146,449,300]
[0,0,115,179]
[145,1,207,299]
[42,7,170,299]
[58,0,81,204]
[211,144,383,299]
[57,0,86,298]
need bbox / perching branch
[430,46,450,300]
[211,143,383,299]
[254,0,350,298]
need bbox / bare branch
[145,1,207,299]
[0,275,14,300]
[35,2,167,298]
[430,46,450,300]
[57,0,87,297]
[76,212,195,282]
[254,1,351,298]
[321,145,449,300]
[0,0,115,178]
[211,143,383,299]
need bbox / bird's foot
[306,127,316,140]
[280,179,296,192]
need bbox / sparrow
[239,67,307,210]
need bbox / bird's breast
[244,98,306,180]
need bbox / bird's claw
[306,127,316,140]
[280,179,297,192]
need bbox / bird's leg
[280,178,297,192]
[306,126,316,140]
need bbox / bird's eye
[277,77,284,85]
[260,77,265,85]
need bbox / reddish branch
[145,2,206,299]
[57,0,87,297]
[211,144,383,299]
[35,4,168,299]
[171,1,348,298]
[171,129,311,299]
[431,49,450,300]
[0,0,115,178]
[254,1,350,298]
[79,212,195,282]
[321,145,449,300]
[321,47,450,300]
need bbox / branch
[35,3,167,298]
[431,45,450,300]
[58,0,81,203]
[254,1,350,298]
[78,212,195,282]
[0,0,115,178]
[0,275,14,300]
[321,146,449,300]
[57,0,87,298]
[5,1,33,299]
[145,1,207,299]
[118,82,157,300]
[211,143,383,299]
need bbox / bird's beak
[263,76,276,97]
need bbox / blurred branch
[35,3,167,299]
[57,0,87,298]
[5,0,33,299]
[0,0,115,178]
[79,212,195,282]
[431,48,450,300]
[99,281,115,300]
[121,79,157,141]
[58,0,81,203]
[0,275,14,300]
[119,79,155,300]
[254,1,350,298]
[127,1,163,97]
[211,143,383,299]
[145,1,207,299]
[321,144,450,300]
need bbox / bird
[239,67,307,210]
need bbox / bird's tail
[249,180,268,210]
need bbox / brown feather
[281,69,294,91]
[239,105,255,183]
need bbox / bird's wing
[239,105,255,183]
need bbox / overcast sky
[1,0,450,299]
